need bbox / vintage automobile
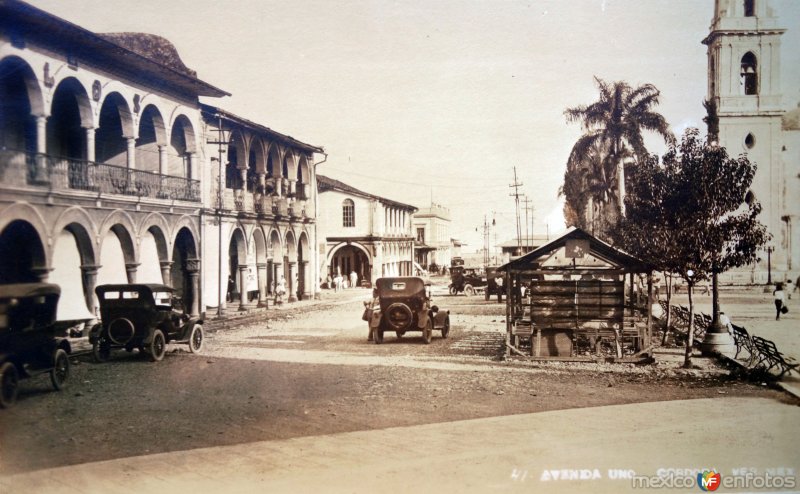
[89,284,204,362]
[363,277,450,344]
[448,266,486,296]
[0,283,72,408]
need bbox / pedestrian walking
[787,278,794,300]
[350,270,358,289]
[274,276,286,305]
[773,282,786,321]
[495,274,504,303]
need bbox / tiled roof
[317,175,417,211]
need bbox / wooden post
[505,270,512,356]
[646,272,653,351]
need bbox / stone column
[80,264,101,316]
[187,152,197,180]
[31,266,52,282]
[288,178,297,197]
[125,263,140,284]
[266,259,274,295]
[158,145,168,175]
[272,261,283,302]
[126,137,136,169]
[159,261,173,285]
[186,258,201,317]
[34,116,48,182]
[301,260,311,299]
[238,265,248,311]
[287,261,297,302]
[257,262,268,308]
[85,128,96,163]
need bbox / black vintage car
[89,284,204,362]
[448,266,486,296]
[363,277,450,344]
[0,283,72,408]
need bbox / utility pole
[509,167,523,256]
[521,196,533,253]
[207,113,228,317]
[477,216,491,267]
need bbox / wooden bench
[730,324,755,361]
[750,336,799,378]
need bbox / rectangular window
[343,200,355,227]
[416,228,425,243]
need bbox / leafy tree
[561,78,673,239]
[613,128,769,367]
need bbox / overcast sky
[27,0,800,252]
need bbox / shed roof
[497,227,652,273]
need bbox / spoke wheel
[92,336,111,363]
[0,362,19,408]
[422,320,433,344]
[50,349,70,391]
[188,324,204,354]
[449,286,457,296]
[464,285,475,296]
[441,317,450,339]
[149,329,166,362]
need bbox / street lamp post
[766,246,774,285]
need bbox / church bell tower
[703,0,788,279]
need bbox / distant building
[412,203,451,270]
[497,235,552,265]
[317,175,417,285]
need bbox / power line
[509,166,523,256]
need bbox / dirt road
[0,292,791,475]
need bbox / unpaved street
[0,292,792,475]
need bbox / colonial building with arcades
[0,1,324,321]
[199,105,323,313]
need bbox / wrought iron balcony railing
[0,151,201,202]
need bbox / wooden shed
[497,228,654,360]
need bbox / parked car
[0,283,73,408]
[363,277,450,344]
[449,266,486,296]
[89,284,204,362]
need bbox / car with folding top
[0,283,73,408]
[89,283,204,362]
[363,277,450,344]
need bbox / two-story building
[200,105,323,312]
[0,0,227,319]
[412,203,452,271]
[317,175,416,286]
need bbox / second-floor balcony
[0,150,201,203]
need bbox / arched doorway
[253,228,268,306]
[172,227,199,316]
[0,220,46,283]
[228,228,247,310]
[330,244,371,288]
[50,223,96,319]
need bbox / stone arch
[0,219,47,283]
[0,56,45,154]
[47,77,93,160]
[282,150,296,182]
[51,207,98,264]
[96,91,134,166]
[172,226,200,315]
[138,212,171,261]
[167,114,196,178]
[328,242,372,284]
[136,104,168,172]
[98,210,138,264]
[297,155,310,200]
[266,142,280,179]
[740,52,758,95]
[285,229,297,262]
[246,135,265,192]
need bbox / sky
[26,0,800,252]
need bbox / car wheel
[449,286,457,296]
[374,326,384,344]
[441,317,450,339]
[423,319,433,344]
[0,362,19,409]
[50,348,70,391]
[188,324,204,354]
[464,284,475,296]
[395,331,405,339]
[92,336,111,363]
[149,329,166,362]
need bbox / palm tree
[562,78,673,234]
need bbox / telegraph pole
[521,196,533,253]
[207,113,228,317]
[509,167,523,256]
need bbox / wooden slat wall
[529,280,624,328]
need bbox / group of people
[325,270,360,291]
